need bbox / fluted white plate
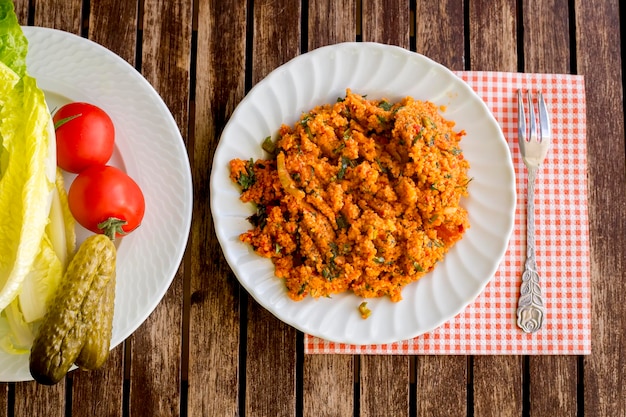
[0,27,192,381]
[212,42,515,345]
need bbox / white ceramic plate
[211,42,515,345]
[0,27,192,381]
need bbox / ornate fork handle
[516,167,545,332]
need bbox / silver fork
[516,90,551,333]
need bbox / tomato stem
[97,217,127,241]
[54,113,82,130]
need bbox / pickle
[29,234,116,385]
[75,268,116,370]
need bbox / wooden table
[2,0,624,415]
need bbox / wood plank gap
[64,377,72,417]
[295,332,304,417]
[568,0,578,73]
[356,0,362,41]
[134,0,144,72]
[80,0,89,38]
[300,0,308,53]
[409,356,416,417]
[522,356,530,417]
[7,383,14,417]
[353,356,361,417]
[238,287,249,417]
[26,0,34,26]
[122,339,131,417]
[463,0,471,69]
[245,0,255,92]
[409,0,416,51]
[577,355,585,417]
[466,356,474,417]
[516,0,525,72]
[122,376,130,417]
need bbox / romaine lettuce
[0,0,71,354]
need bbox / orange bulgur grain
[229,89,470,302]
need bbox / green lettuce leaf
[0,0,28,77]
[0,4,56,315]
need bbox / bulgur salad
[230,89,470,302]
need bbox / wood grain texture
[300,5,356,416]
[415,0,465,70]
[245,305,297,416]
[468,2,523,416]
[244,1,301,416]
[413,4,468,415]
[87,0,138,65]
[302,355,354,417]
[13,0,27,24]
[127,1,192,416]
[575,0,626,416]
[13,382,65,416]
[70,346,124,417]
[522,0,571,74]
[188,0,247,415]
[32,0,82,34]
[307,0,357,50]
[361,0,410,48]
[416,356,467,417]
[360,356,410,417]
[473,356,523,417]
[356,3,411,415]
[522,2,579,416]
[468,0,517,71]
[0,384,6,417]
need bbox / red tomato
[68,165,145,238]
[53,102,115,173]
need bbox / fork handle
[516,168,546,333]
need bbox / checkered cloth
[305,71,591,355]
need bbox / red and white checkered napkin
[305,71,591,355]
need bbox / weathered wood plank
[522,0,571,74]
[14,382,65,416]
[575,0,626,415]
[361,0,410,48]
[522,2,580,416]
[32,0,82,34]
[188,0,247,415]
[415,0,465,70]
[357,3,411,416]
[413,5,468,416]
[65,2,139,415]
[468,2,523,416]
[87,0,138,65]
[360,356,410,417]
[468,0,517,71]
[70,346,124,416]
[416,356,467,417]
[127,1,192,416]
[307,0,357,50]
[13,0,27,24]
[246,2,301,415]
[0,384,6,417]
[301,3,356,416]
[473,356,523,416]
[303,355,354,417]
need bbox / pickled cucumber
[75,269,116,370]
[29,234,116,385]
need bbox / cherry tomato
[53,102,115,173]
[68,165,145,239]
